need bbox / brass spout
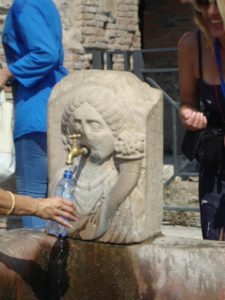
[66,134,88,165]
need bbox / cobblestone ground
[164,176,199,227]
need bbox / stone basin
[1,229,225,300]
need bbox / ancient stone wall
[0,0,140,71]
[0,1,11,63]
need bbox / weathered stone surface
[0,0,11,9]
[48,70,163,244]
[1,230,225,300]
[65,236,225,300]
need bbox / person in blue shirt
[0,0,68,229]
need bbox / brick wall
[0,7,7,66]
[79,0,140,70]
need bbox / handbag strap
[214,39,225,124]
[197,30,203,80]
[214,38,225,99]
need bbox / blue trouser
[15,132,48,229]
[199,166,225,240]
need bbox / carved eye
[87,121,102,131]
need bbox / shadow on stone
[0,231,70,300]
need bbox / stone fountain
[0,70,225,300]
[48,70,163,243]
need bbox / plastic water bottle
[47,169,75,238]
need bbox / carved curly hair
[61,84,144,159]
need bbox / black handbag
[181,127,224,167]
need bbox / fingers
[180,108,207,130]
[60,199,76,215]
[46,197,78,228]
[54,216,73,228]
[55,208,77,221]
[37,197,77,224]
[53,197,77,221]
[187,111,207,130]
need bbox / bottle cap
[63,169,73,179]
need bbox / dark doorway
[140,0,195,50]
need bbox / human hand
[179,106,207,130]
[0,67,13,91]
[35,197,77,228]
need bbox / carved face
[69,102,115,163]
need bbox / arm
[103,160,141,215]
[0,188,77,228]
[9,2,61,88]
[178,31,207,130]
[95,159,142,238]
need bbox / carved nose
[80,127,91,145]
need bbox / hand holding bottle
[35,196,77,228]
[47,169,76,237]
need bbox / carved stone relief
[48,70,163,244]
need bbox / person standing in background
[0,0,68,229]
[179,0,225,240]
